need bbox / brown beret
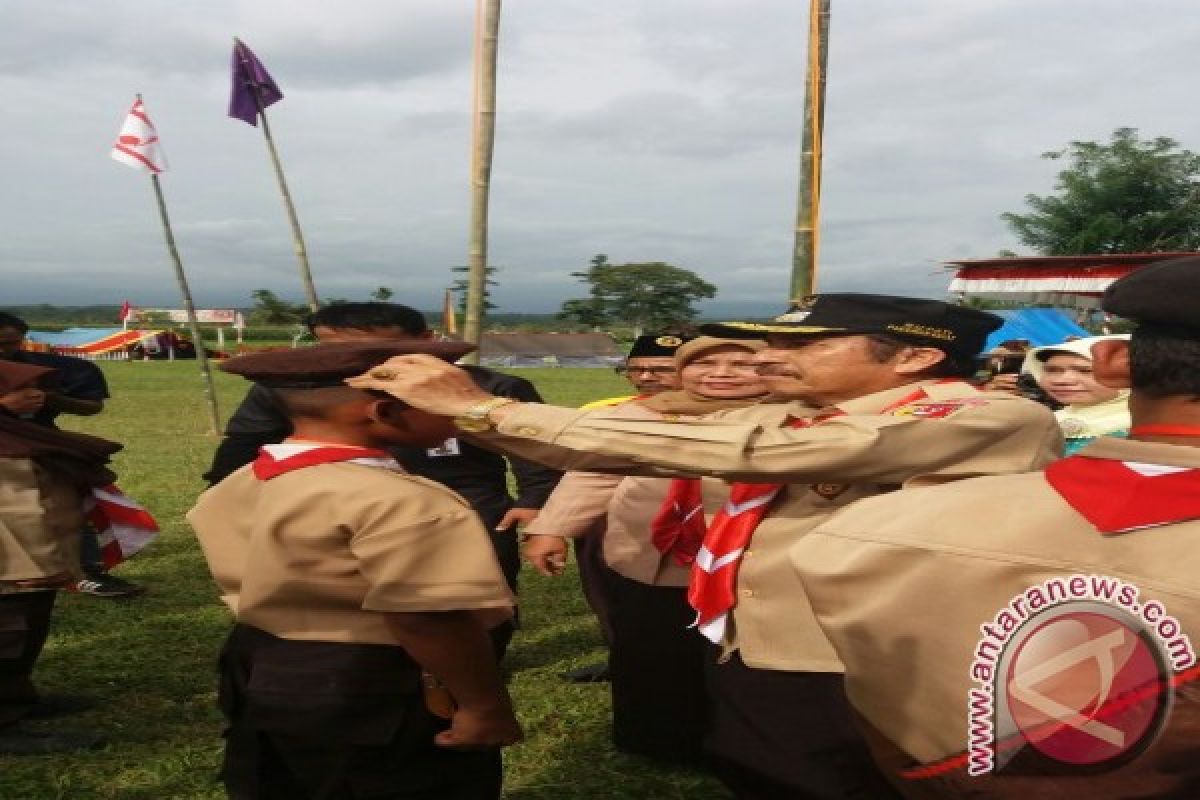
[0,360,56,396]
[1103,256,1200,329]
[219,340,476,388]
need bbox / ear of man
[1089,339,1132,389]
[890,345,949,377]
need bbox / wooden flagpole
[138,96,221,434]
[463,0,501,365]
[235,37,320,312]
[789,0,831,302]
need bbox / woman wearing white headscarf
[1023,334,1131,455]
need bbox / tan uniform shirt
[525,400,726,587]
[187,462,514,646]
[792,437,1200,797]
[0,457,83,591]
[473,380,1061,671]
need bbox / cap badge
[655,336,683,348]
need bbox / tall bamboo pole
[789,0,831,302]
[463,0,501,364]
[235,37,319,311]
[148,174,222,435]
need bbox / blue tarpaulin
[984,309,1089,351]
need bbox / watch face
[454,417,492,433]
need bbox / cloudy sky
[3,0,1199,314]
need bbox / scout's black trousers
[217,625,502,800]
[705,654,901,800]
[0,590,56,728]
[605,570,707,764]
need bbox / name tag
[427,438,461,457]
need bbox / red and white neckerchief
[687,382,963,643]
[1045,455,1200,534]
[650,478,707,566]
[252,441,401,480]
[84,485,159,569]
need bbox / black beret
[219,340,476,388]
[1103,255,1200,329]
[701,293,1003,362]
[627,334,696,359]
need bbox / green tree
[558,254,717,334]
[450,266,499,313]
[249,289,307,325]
[1002,128,1200,254]
[370,287,394,302]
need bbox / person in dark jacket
[203,303,561,655]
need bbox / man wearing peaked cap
[788,255,1200,797]
[189,339,522,799]
[350,291,1062,800]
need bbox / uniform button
[743,550,754,558]
[516,426,541,436]
[740,588,755,598]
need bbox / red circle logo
[1004,610,1168,767]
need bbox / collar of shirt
[253,441,404,480]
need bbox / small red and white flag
[110,97,168,174]
[84,484,160,569]
[118,300,134,323]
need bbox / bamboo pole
[789,0,831,302]
[148,172,222,435]
[463,0,502,364]
[236,38,320,312]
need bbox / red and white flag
[118,300,133,323]
[111,97,168,174]
[84,484,160,569]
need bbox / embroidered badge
[890,400,982,419]
[885,322,956,341]
[811,483,849,500]
[655,335,683,348]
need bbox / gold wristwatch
[453,397,519,432]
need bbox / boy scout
[187,342,520,800]
[349,293,1062,800]
[791,257,1200,798]
[203,302,561,657]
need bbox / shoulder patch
[889,398,989,419]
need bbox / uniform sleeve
[348,485,514,614]
[55,359,109,402]
[474,396,1062,484]
[523,469,623,539]
[474,371,562,508]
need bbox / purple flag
[229,38,283,125]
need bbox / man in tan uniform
[350,293,1062,799]
[188,342,520,800]
[793,256,1200,798]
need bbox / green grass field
[0,363,730,799]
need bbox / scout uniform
[187,342,515,800]
[460,296,1062,798]
[525,337,763,763]
[791,258,1200,799]
[565,332,694,656]
[0,361,118,751]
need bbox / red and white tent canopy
[946,253,1196,308]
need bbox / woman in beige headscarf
[523,337,768,764]
[1023,334,1131,455]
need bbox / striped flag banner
[84,484,160,569]
[111,97,168,174]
